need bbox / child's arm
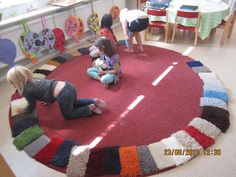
[24,94,36,113]
[121,20,129,39]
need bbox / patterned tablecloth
[148,0,230,40]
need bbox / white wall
[0,0,125,70]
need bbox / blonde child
[7,65,106,120]
[120,8,149,53]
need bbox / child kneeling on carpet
[7,65,106,120]
[89,14,119,60]
[87,37,121,87]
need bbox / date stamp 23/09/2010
[164,148,221,156]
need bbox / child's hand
[98,68,105,75]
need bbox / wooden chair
[171,10,200,46]
[145,9,169,42]
[214,11,236,45]
[137,0,147,9]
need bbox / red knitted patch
[119,146,141,177]
[184,126,214,149]
[34,137,64,164]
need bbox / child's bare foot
[94,98,106,109]
[89,104,102,114]
[139,47,144,53]
[124,48,134,53]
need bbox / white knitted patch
[171,130,203,151]
[189,117,221,140]
[200,97,228,110]
[33,73,46,79]
[11,97,28,117]
[202,79,224,89]
[38,64,57,71]
[161,137,192,166]
[66,145,90,177]
[198,73,218,80]
[148,141,175,170]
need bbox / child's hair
[7,65,33,90]
[101,14,113,29]
[97,37,117,57]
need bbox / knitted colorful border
[8,53,230,176]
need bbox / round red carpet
[37,45,202,148]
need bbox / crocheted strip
[104,146,121,175]
[171,130,203,153]
[148,141,176,170]
[201,106,230,133]
[184,126,214,149]
[13,125,44,150]
[51,56,67,63]
[11,117,39,137]
[59,53,73,60]
[186,61,203,68]
[38,64,57,71]
[66,145,90,177]
[34,137,64,164]
[50,140,78,168]
[192,66,211,73]
[85,147,105,176]
[203,90,229,103]
[24,135,50,157]
[137,145,158,175]
[201,105,230,118]
[45,60,61,67]
[161,137,192,166]
[200,97,228,111]
[189,117,221,140]
[33,73,47,79]
[12,110,36,120]
[77,47,90,55]
[119,146,142,177]
[33,69,52,76]
[203,80,224,89]
[11,97,28,117]
[198,72,218,80]
[203,85,227,93]
[191,66,211,73]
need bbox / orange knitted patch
[46,60,61,67]
[119,146,141,177]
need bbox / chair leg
[220,26,230,45]
[164,25,169,43]
[171,25,177,43]
[194,31,198,46]
[210,28,216,36]
[227,21,235,39]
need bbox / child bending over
[7,65,106,120]
[89,14,119,59]
[87,37,121,87]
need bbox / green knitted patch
[13,125,44,150]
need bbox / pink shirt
[100,28,116,46]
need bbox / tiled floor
[0,25,236,177]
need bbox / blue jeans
[56,82,94,120]
[87,67,115,84]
